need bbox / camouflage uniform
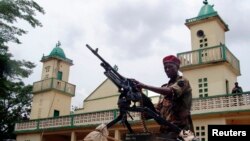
[156,75,193,140]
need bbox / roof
[198,0,216,17]
[41,41,73,65]
[49,46,66,59]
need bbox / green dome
[198,0,216,16]
[41,41,73,65]
[49,45,66,59]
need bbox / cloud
[102,0,188,59]
[72,88,88,108]
[8,0,250,108]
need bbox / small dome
[41,41,73,65]
[49,45,66,59]
[198,0,216,16]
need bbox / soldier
[232,82,243,94]
[133,55,194,141]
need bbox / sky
[9,0,250,108]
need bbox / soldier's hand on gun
[130,79,147,90]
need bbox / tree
[0,0,45,139]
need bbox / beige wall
[30,91,71,119]
[59,61,70,82]
[82,96,118,113]
[81,95,161,113]
[193,117,226,141]
[16,133,41,141]
[189,19,225,50]
[81,79,161,113]
[81,79,119,112]
[194,117,226,126]
[182,64,237,98]
[86,79,118,100]
[41,59,70,82]
[41,60,54,80]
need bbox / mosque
[15,1,250,141]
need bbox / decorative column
[71,131,76,141]
[114,129,121,140]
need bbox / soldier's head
[162,55,180,78]
[235,82,239,86]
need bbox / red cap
[163,55,181,66]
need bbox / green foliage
[0,0,44,139]
[0,0,45,44]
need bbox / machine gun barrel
[86,44,126,88]
[86,44,108,67]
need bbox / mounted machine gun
[85,44,197,141]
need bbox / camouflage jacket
[157,75,193,132]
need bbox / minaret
[30,41,75,119]
[178,0,240,98]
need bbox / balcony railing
[192,92,250,115]
[15,92,250,132]
[41,55,73,65]
[185,12,229,31]
[32,78,75,96]
[185,12,218,23]
[15,110,140,132]
[177,45,240,75]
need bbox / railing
[192,92,250,115]
[32,78,75,96]
[15,92,250,132]
[15,110,140,132]
[41,55,73,65]
[177,45,240,75]
[185,12,218,23]
[185,12,229,31]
